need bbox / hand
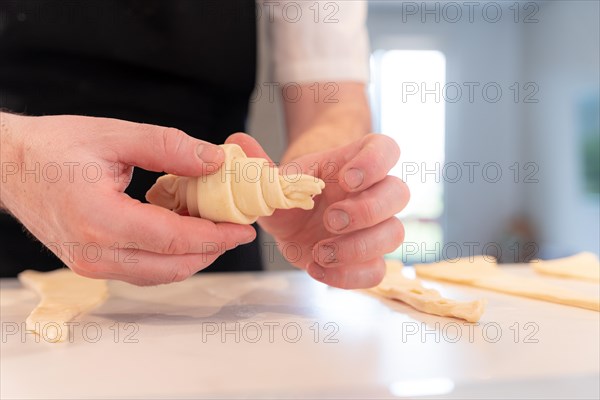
[226,133,409,289]
[0,114,256,285]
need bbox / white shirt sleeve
[261,0,370,84]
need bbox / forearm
[282,82,371,163]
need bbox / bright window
[370,50,446,264]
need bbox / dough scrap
[369,260,486,322]
[532,252,600,283]
[415,256,600,311]
[146,144,325,224]
[18,269,108,342]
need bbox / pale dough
[146,144,325,224]
[415,256,600,311]
[18,269,108,342]
[369,260,486,322]
[532,252,600,283]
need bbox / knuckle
[127,277,153,287]
[69,263,91,278]
[162,233,190,255]
[74,258,94,273]
[369,135,400,172]
[366,148,389,177]
[386,175,411,212]
[370,259,387,286]
[72,215,104,244]
[79,229,100,246]
[213,224,230,244]
[167,264,193,283]
[70,260,104,279]
[375,134,400,157]
[395,176,411,204]
[387,175,405,191]
[127,271,162,286]
[68,215,111,251]
[358,197,381,224]
[389,218,406,246]
[64,246,89,268]
[363,132,379,145]
[385,135,401,160]
[352,237,369,260]
[157,127,187,158]
[368,197,384,222]
[333,269,352,290]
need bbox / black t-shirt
[0,0,261,276]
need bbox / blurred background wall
[248,0,600,270]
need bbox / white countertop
[1,267,599,399]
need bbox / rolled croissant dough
[415,256,600,311]
[146,144,325,224]
[532,252,600,282]
[369,260,486,322]
[18,269,108,342]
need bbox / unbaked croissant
[146,144,325,224]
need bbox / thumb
[225,132,274,166]
[115,122,224,177]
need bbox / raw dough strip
[18,269,108,342]
[415,256,600,311]
[532,252,600,283]
[369,260,486,322]
[146,144,325,224]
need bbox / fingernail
[196,144,223,164]
[344,168,364,189]
[327,209,350,231]
[316,243,339,266]
[307,263,326,281]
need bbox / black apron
[0,0,262,277]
